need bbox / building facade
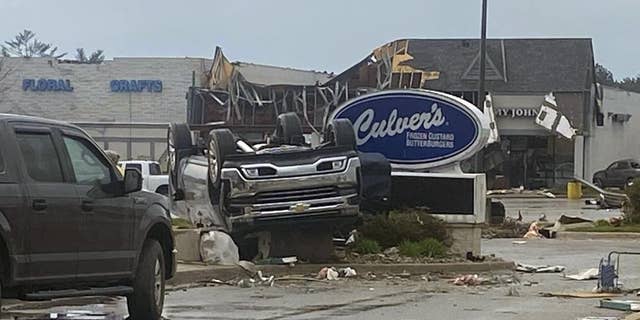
[0,57,211,160]
[583,86,640,180]
[2,39,624,189]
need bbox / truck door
[59,131,136,280]
[0,123,30,282]
[13,126,79,282]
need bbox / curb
[168,261,516,286]
[556,232,640,241]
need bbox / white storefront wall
[584,86,640,180]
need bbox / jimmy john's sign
[495,107,538,118]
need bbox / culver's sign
[331,90,490,170]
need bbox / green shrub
[398,238,447,258]
[625,177,640,224]
[359,208,450,248]
[419,238,447,258]
[352,238,381,254]
[398,240,423,257]
[594,219,611,227]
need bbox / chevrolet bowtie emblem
[291,203,310,213]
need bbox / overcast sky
[2,0,638,79]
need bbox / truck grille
[254,186,339,204]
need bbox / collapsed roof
[208,47,333,88]
[328,38,595,93]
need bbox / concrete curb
[556,232,640,240]
[168,261,516,286]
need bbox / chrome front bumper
[221,157,361,219]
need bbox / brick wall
[0,57,211,123]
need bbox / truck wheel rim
[208,139,218,183]
[154,259,162,307]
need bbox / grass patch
[398,238,447,258]
[567,224,640,233]
[352,238,381,254]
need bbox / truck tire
[274,112,304,145]
[208,129,236,189]
[168,123,193,190]
[325,119,356,149]
[127,239,165,320]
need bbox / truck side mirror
[124,168,143,194]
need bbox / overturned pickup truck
[168,113,389,260]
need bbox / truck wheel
[127,240,165,320]
[325,119,356,149]
[168,123,193,190]
[274,112,303,145]
[208,129,236,189]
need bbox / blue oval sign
[331,90,489,169]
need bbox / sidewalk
[168,260,516,286]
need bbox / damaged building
[190,39,598,189]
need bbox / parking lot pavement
[496,197,623,222]
[6,237,640,320]
[2,198,634,320]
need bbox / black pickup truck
[0,114,175,319]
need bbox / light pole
[478,0,488,110]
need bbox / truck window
[125,163,142,172]
[63,136,113,185]
[149,163,162,175]
[0,149,4,173]
[16,132,64,183]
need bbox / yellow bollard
[567,181,583,199]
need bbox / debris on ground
[256,256,298,265]
[339,267,357,278]
[565,268,599,280]
[599,299,640,311]
[506,287,520,297]
[451,274,486,286]
[275,276,331,283]
[544,215,595,236]
[516,263,566,273]
[316,266,355,280]
[483,217,529,239]
[575,176,630,209]
[237,260,258,276]
[523,222,544,239]
[236,270,275,288]
[578,317,620,320]
[200,231,239,265]
[512,240,527,245]
[540,291,623,298]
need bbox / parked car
[593,159,640,188]
[119,160,169,195]
[0,114,175,319]
[168,112,389,260]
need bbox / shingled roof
[333,38,595,93]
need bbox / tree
[595,63,615,86]
[75,48,105,64]
[2,30,66,58]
